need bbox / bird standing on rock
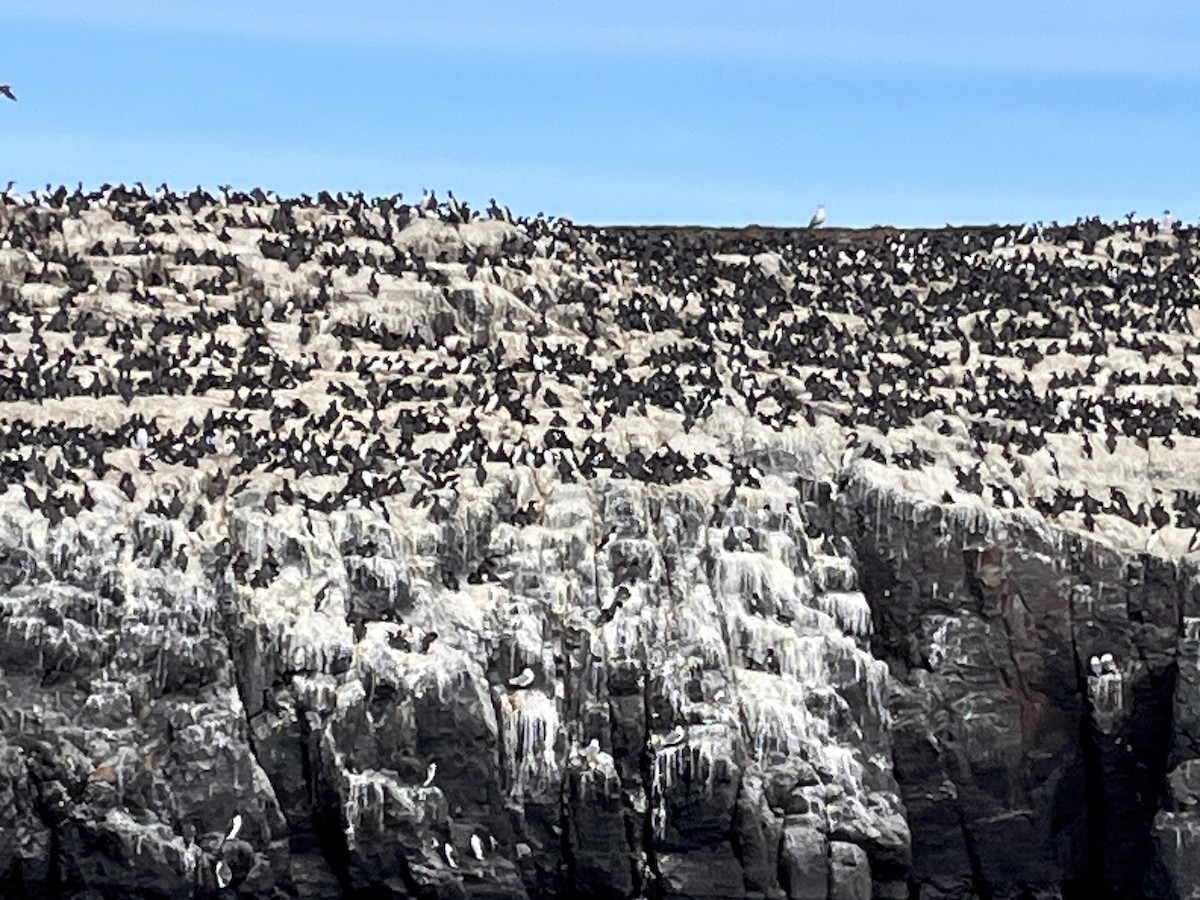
[508,667,535,688]
[224,814,243,844]
[809,204,825,228]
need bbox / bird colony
[0,185,1199,899]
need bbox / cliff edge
[0,189,1198,899]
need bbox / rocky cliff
[0,187,1198,899]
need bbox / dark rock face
[0,190,1198,898]
[834,481,1187,899]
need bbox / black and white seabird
[0,85,15,102]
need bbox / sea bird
[508,667,535,688]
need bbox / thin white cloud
[4,0,1200,77]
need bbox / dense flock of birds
[0,182,1198,576]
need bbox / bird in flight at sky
[0,85,16,101]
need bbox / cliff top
[0,187,1196,560]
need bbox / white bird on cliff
[422,762,436,787]
[224,814,242,844]
[508,667,535,688]
[808,204,825,228]
[470,833,485,861]
[215,859,232,888]
[785,502,803,530]
[445,843,459,869]
[1089,655,1102,676]
[839,433,862,470]
[584,738,601,764]
[663,726,686,747]
[1100,652,1116,674]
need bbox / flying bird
[808,204,825,228]
[0,85,15,102]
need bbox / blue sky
[1,1,1197,227]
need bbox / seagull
[808,204,825,228]
[663,726,686,747]
[1089,655,1101,677]
[444,843,458,869]
[215,859,232,889]
[584,739,600,764]
[0,85,15,102]
[1100,652,1116,674]
[470,833,485,861]
[224,814,242,844]
[508,667,535,688]
[422,762,436,787]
